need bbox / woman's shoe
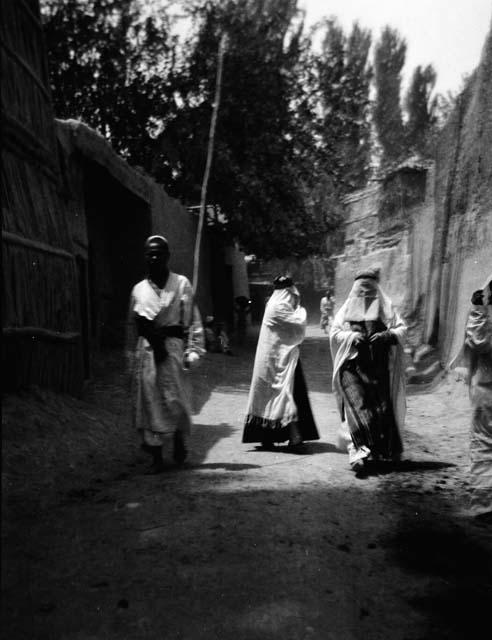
[351,459,366,475]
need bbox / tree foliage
[41,1,443,258]
[373,26,407,165]
[405,64,438,156]
[316,18,372,192]
[41,0,177,171]
[167,0,331,258]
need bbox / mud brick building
[1,0,247,394]
[334,26,492,370]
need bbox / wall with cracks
[334,24,492,374]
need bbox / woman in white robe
[242,276,319,449]
[127,236,204,472]
[330,268,406,473]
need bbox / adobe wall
[334,168,433,339]
[333,25,492,367]
[426,26,492,363]
[56,119,242,342]
[149,187,214,316]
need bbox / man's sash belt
[160,325,186,340]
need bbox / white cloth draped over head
[126,273,204,445]
[451,272,492,381]
[453,272,492,516]
[245,285,306,426]
[145,235,168,249]
[330,277,407,436]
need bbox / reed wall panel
[0,0,50,89]
[2,332,84,394]
[2,240,80,332]
[2,150,71,248]
[1,50,55,153]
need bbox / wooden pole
[192,33,227,297]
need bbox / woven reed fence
[2,235,84,393]
[1,0,84,393]
[1,0,56,159]
[2,149,71,247]
[1,0,49,82]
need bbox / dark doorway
[210,240,234,330]
[83,162,151,350]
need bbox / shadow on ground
[357,459,456,478]
[386,515,492,639]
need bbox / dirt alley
[2,325,492,640]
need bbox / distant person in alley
[461,274,492,519]
[330,268,406,475]
[234,295,251,344]
[242,276,319,451]
[126,235,204,473]
[320,289,335,333]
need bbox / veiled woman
[330,268,406,473]
[242,276,319,450]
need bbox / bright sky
[300,0,492,96]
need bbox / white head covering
[145,235,169,251]
[340,276,396,325]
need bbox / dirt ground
[2,325,492,640]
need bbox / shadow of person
[303,441,343,454]
[189,462,261,471]
[358,459,455,478]
[386,516,492,639]
[250,441,340,455]
[394,459,456,472]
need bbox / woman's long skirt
[242,360,319,444]
[339,343,402,459]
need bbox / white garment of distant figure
[320,293,334,333]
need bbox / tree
[316,18,372,192]
[42,0,383,258]
[164,0,328,258]
[41,0,178,174]
[405,64,438,156]
[373,26,406,165]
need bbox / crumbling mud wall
[56,119,216,349]
[334,164,433,333]
[426,26,492,364]
[334,25,492,370]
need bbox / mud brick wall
[426,28,492,362]
[334,25,492,365]
[149,187,214,316]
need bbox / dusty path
[2,326,491,640]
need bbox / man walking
[127,236,204,472]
